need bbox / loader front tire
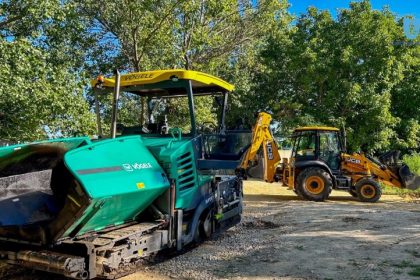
[296,168,332,202]
[355,179,381,203]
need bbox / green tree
[391,36,420,150]
[0,40,96,141]
[82,0,286,131]
[252,1,414,152]
[0,0,96,141]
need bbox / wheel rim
[360,184,376,199]
[305,176,325,195]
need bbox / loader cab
[292,127,343,171]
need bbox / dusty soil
[2,180,420,280]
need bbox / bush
[403,153,420,175]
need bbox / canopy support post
[187,80,196,136]
[220,92,228,133]
[111,69,121,138]
[94,92,103,137]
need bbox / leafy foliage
[81,0,285,131]
[0,0,96,141]
[249,1,419,152]
[0,40,96,141]
[0,0,418,155]
[403,153,420,175]
[391,37,420,150]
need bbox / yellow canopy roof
[295,126,339,132]
[91,70,234,96]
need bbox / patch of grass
[382,185,420,198]
[382,185,420,197]
[294,245,304,250]
[391,260,420,277]
[403,153,420,176]
[393,260,413,268]
[408,265,420,277]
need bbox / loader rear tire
[296,168,332,202]
[355,179,381,203]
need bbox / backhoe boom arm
[239,112,281,183]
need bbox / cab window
[319,131,341,169]
[293,131,316,159]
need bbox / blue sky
[287,0,420,38]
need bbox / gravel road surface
[2,180,420,280]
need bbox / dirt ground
[2,180,420,280]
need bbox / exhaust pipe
[111,69,121,139]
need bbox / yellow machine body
[240,112,419,202]
[340,153,403,188]
[239,112,281,183]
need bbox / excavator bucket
[399,165,420,190]
[378,150,420,190]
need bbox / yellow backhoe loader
[238,112,420,202]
